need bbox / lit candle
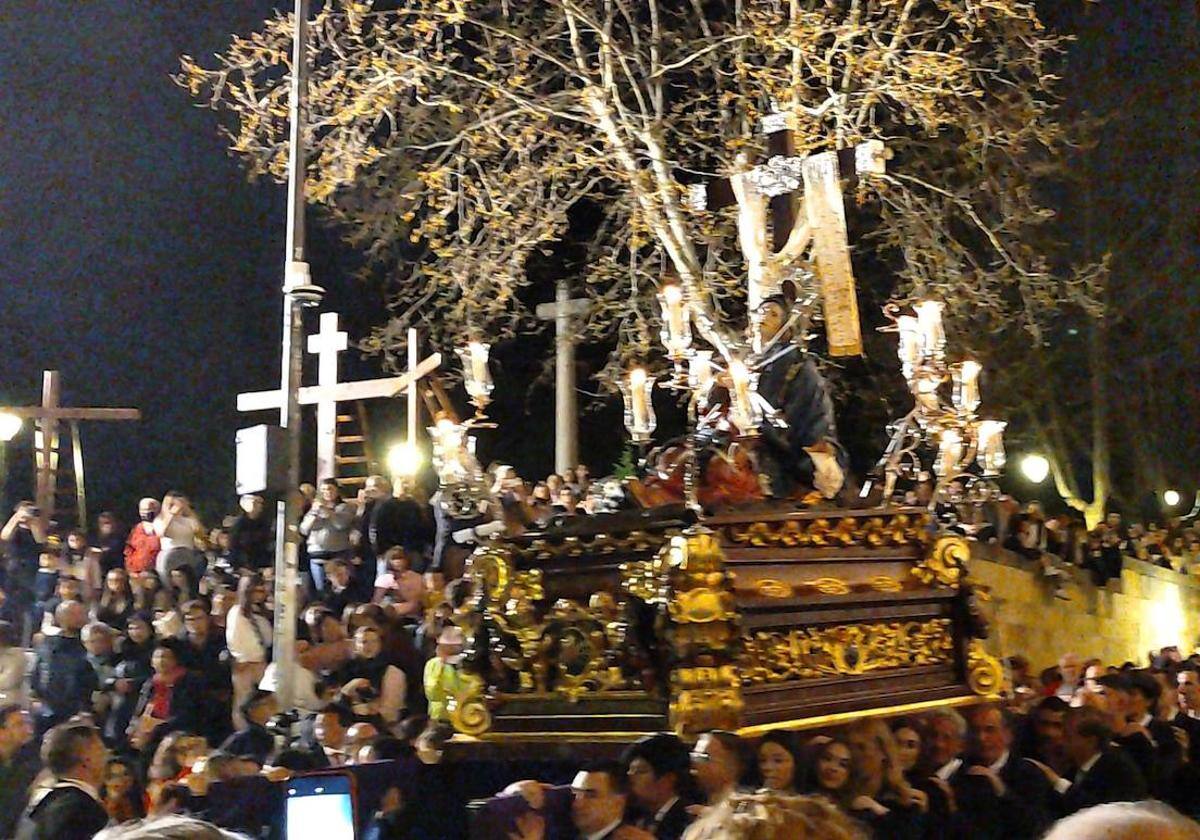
[914,300,945,363]
[897,315,921,378]
[953,360,981,413]
[936,428,963,477]
[658,285,691,359]
[469,341,489,389]
[689,350,714,393]
[976,420,1007,475]
[728,359,761,432]
[623,367,656,441]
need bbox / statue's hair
[684,791,867,840]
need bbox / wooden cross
[0,370,140,523]
[687,112,886,356]
[237,313,442,482]
[536,280,591,474]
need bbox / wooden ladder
[334,402,377,492]
[35,422,85,530]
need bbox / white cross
[238,312,442,482]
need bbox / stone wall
[968,546,1200,670]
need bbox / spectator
[373,546,426,619]
[128,638,206,752]
[688,730,744,806]
[181,600,232,744]
[754,730,803,793]
[93,569,134,631]
[94,814,253,839]
[564,761,633,840]
[219,689,277,766]
[806,735,854,807]
[31,600,97,735]
[225,573,271,729]
[1033,705,1149,815]
[2,501,48,644]
[15,719,109,840]
[318,557,357,620]
[227,495,272,572]
[0,704,39,838]
[0,619,27,705]
[683,791,864,840]
[844,718,925,838]
[93,513,126,580]
[338,625,406,727]
[124,498,161,578]
[1043,801,1200,840]
[423,625,467,724]
[966,704,1054,838]
[621,733,695,839]
[100,756,145,824]
[299,479,354,594]
[154,492,203,582]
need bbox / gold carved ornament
[752,575,903,598]
[966,639,1006,697]
[447,673,492,737]
[726,512,934,549]
[911,535,969,589]
[740,618,956,683]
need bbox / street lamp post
[271,0,324,708]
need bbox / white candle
[658,285,690,358]
[914,300,945,362]
[629,367,650,432]
[897,315,921,377]
[469,342,490,393]
[976,420,1007,474]
[689,350,714,392]
[728,359,760,431]
[954,360,981,413]
[936,428,963,477]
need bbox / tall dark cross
[0,370,140,524]
[687,112,886,356]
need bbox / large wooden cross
[237,312,442,482]
[0,370,140,523]
[687,112,886,356]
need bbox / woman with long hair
[225,572,272,729]
[153,492,204,583]
[94,568,135,630]
[804,736,855,809]
[167,566,199,604]
[132,571,162,614]
[844,719,926,838]
[754,731,806,793]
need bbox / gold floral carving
[725,512,933,549]
[755,579,793,598]
[740,618,955,683]
[752,575,903,599]
[967,639,1006,697]
[911,535,969,589]
[669,665,743,734]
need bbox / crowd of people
[0,466,1196,839]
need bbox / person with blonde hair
[844,718,927,837]
[683,790,866,840]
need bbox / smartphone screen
[285,773,356,840]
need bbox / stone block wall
[967,546,1200,670]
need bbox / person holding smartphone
[1,501,47,645]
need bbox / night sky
[1,2,1196,527]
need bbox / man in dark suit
[1031,705,1148,817]
[967,705,1054,839]
[620,733,696,840]
[16,720,109,840]
[0,705,41,839]
[925,708,1004,840]
[1100,672,1182,796]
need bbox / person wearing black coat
[127,639,207,753]
[1032,706,1149,817]
[966,706,1055,840]
[31,602,97,736]
[15,721,109,840]
[219,689,278,766]
[620,733,697,840]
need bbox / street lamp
[1020,453,1050,484]
[387,442,423,479]
[0,412,22,443]
[1163,489,1182,509]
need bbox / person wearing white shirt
[153,492,203,582]
[225,573,272,729]
[569,764,632,840]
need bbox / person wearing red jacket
[124,498,161,575]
